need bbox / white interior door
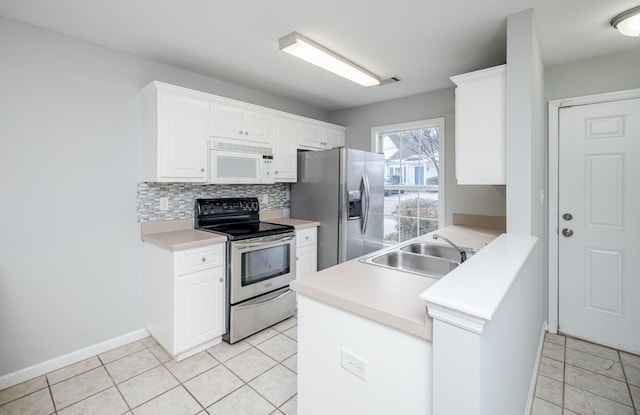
[558,97,640,353]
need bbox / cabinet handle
[219,277,223,283]
[200,168,205,172]
[201,257,206,263]
[239,130,243,135]
[275,170,279,174]
[244,131,248,135]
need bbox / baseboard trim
[0,328,149,390]
[524,321,547,415]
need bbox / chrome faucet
[432,234,467,263]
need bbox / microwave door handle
[235,235,294,249]
[361,173,371,235]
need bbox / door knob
[562,228,574,237]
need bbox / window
[372,118,445,244]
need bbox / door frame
[547,87,640,334]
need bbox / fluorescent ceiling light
[279,32,381,87]
[611,5,640,37]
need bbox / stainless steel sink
[360,239,475,279]
[400,243,461,262]
[368,251,458,278]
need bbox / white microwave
[208,141,274,184]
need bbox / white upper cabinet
[298,121,345,150]
[271,116,298,182]
[142,81,347,184]
[143,82,208,182]
[323,127,345,148]
[298,121,323,149]
[210,102,271,146]
[450,64,506,185]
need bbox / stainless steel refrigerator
[291,148,385,270]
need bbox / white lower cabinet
[145,242,226,361]
[296,228,317,278]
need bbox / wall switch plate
[159,197,169,211]
[341,348,368,381]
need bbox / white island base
[297,295,432,415]
[294,231,543,415]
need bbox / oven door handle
[238,288,294,308]
[234,234,295,250]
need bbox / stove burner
[194,197,294,240]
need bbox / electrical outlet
[159,197,169,211]
[262,194,269,204]
[341,349,368,381]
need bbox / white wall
[329,89,507,226]
[545,47,640,101]
[424,234,543,415]
[297,296,432,415]
[0,17,327,378]
[479,239,543,415]
[506,9,546,239]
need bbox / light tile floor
[531,332,640,415]
[5,320,638,415]
[0,317,299,415]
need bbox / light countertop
[140,213,319,250]
[142,229,227,251]
[290,224,504,340]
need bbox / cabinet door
[176,244,225,276]
[323,128,345,148]
[272,116,298,182]
[296,228,317,247]
[159,92,208,181]
[210,102,243,139]
[176,267,225,352]
[451,65,506,185]
[298,121,324,149]
[243,110,271,145]
[296,245,317,278]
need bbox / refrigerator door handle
[361,173,371,235]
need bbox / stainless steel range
[194,197,296,343]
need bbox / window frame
[371,117,446,237]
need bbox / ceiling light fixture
[279,31,381,87]
[610,5,640,37]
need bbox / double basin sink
[360,240,476,279]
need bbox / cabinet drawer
[176,244,224,275]
[296,228,316,248]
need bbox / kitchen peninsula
[291,215,542,415]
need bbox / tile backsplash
[137,182,289,222]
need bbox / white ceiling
[0,0,638,111]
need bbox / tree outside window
[375,119,444,244]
